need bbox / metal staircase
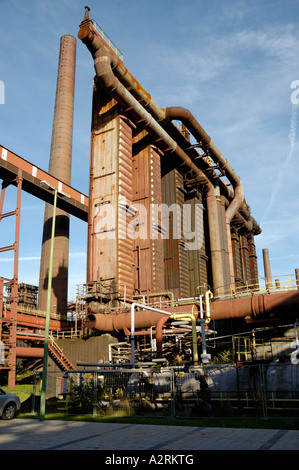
[48,338,75,371]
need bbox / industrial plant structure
[1,7,299,389]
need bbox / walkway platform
[0,419,298,452]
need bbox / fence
[29,362,299,420]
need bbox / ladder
[0,168,22,387]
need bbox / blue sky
[1,0,299,300]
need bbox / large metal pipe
[78,9,260,298]
[86,310,170,333]
[164,107,244,209]
[85,303,199,331]
[87,290,299,334]
[93,54,212,188]
[206,185,227,296]
[38,35,76,315]
[212,290,299,320]
[16,347,44,358]
[165,106,245,292]
[78,13,211,190]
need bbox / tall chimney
[262,248,273,289]
[38,35,76,315]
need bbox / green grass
[16,411,299,431]
[5,384,299,431]
[2,384,33,403]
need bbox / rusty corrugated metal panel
[162,169,189,299]
[117,116,134,296]
[162,169,177,297]
[89,92,118,288]
[187,193,209,296]
[150,146,165,293]
[132,130,150,294]
[131,132,164,294]
[240,233,251,283]
[88,89,134,298]
[231,226,243,287]
[247,232,259,285]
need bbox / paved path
[0,419,299,452]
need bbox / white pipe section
[130,302,174,363]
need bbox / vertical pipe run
[38,35,76,315]
[206,185,226,297]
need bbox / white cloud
[261,102,299,223]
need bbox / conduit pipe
[170,314,198,364]
[165,107,245,292]
[93,53,213,190]
[212,290,299,321]
[80,35,230,295]
[16,347,44,358]
[78,16,212,191]
[205,290,213,324]
[206,184,228,296]
[165,107,244,215]
[133,292,175,308]
[130,303,174,363]
[78,11,254,295]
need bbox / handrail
[216,274,299,300]
[92,21,124,61]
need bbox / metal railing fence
[26,362,299,420]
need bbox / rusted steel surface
[247,232,259,285]
[186,192,209,296]
[87,85,135,299]
[132,131,165,294]
[150,146,165,293]
[212,291,299,321]
[0,170,22,387]
[0,146,88,220]
[231,226,243,286]
[38,35,76,316]
[206,184,227,297]
[2,309,71,331]
[77,8,299,343]
[117,116,134,296]
[162,169,189,299]
[15,347,44,358]
[86,302,200,332]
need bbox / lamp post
[39,181,69,420]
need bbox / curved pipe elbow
[166,106,211,144]
[94,55,118,92]
[226,183,245,223]
[165,106,245,213]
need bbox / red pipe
[86,290,299,334]
[212,291,299,320]
[16,347,44,358]
[86,310,170,332]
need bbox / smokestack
[38,35,76,315]
[262,248,273,289]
